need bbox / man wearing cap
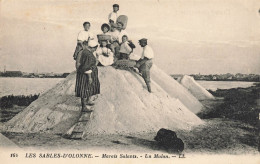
[108,4,120,26]
[135,38,154,93]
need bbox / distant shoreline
[196,80,260,82]
[1,76,259,82]
[0,77,66,79]
[171,74,260,82]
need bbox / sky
[0,0,260,74]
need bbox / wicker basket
[97,34,111,42]
[114,59,136,68]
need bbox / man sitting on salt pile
[134,38,154,93]
[111,38,154,93]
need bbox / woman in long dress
[75,40,100,112]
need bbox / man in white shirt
[108,4,119,26]
[73,22,94,60]
[77,22,94,45]
[135,38,154,92]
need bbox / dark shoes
[147,86,152,93]
[146,82,152,93]
[81,98,94,112]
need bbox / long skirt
[75,67,100,98]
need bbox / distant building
[227,76,233,80]
[3,71,23,77]
[45,72,55,77]
[171,74,183,80]
[38,74,44,78]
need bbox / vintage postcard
[0,0,259,163]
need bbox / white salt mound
[4,66,203,134]
[180,75,214,100]
[151,65,204,113]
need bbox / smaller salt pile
[179,75,214,100]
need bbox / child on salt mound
[95,39,114,66]
[119,35,135,60]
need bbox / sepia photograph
[0,0,259,163]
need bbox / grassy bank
[198,83,259,127]
[0,94,39,108]
[197,83,259,152]
[0,94,39,122]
